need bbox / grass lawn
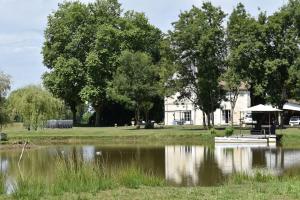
[43,181,300,200]
[2,123,300,147]
[1,173,300,200]
[2,123,221,145]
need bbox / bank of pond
[0,143,299,199]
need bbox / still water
[1,143,300,188]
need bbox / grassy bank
[1,158,300,200]
[2,123,223,146]
[2,123,300,147]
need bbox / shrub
[210,128,217,135]
[225,127,234,136]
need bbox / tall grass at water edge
[11,156,165,199]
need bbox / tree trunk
[230,105,234,127]
[145,110,149,123]
[95,106,101,127]
[211,112,214,127]
[279,109,284,129]
[202,112,206,128]
[135,106,140,129]
[70,105,77,125]
[206,113,211,128]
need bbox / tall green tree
[264,0,300,108]
[79,0,122,126]
[80,4,161,126]
[43,0,162,126]
[8,86,63,131]
[170,3,226,127]
[109,51,160,127]
[227,3,268,106]
[42,1,90,124]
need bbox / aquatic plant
[225,127,234,137]
[10,156,165,198]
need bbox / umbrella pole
[269,112,271,136]
[240,111,242,136]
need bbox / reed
[10,156,165,198]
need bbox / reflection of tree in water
[251,149,266,167]
[197,148,224,186]
[0,148,58,185]
[94,147,165,177]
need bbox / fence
[46,120,73,129]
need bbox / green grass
[2,123,225,146]
[4,164,300,200]
[2,123,300,147]
[8,156,165,200]
[279,127,300,147]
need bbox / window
[184,111,191,121]
[222,110,231,123]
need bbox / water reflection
[0,144,300,188]
[165,146,204,186]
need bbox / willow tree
[170,2,226,127]
[8,86,63,130]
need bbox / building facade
[164,89,251,126]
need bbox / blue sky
[0,0,286,90]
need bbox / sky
[0,0,287,90]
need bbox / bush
[225,127,234,136]
[210,128,216,135]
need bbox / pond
[1,143,300,190]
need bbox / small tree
[8,85,63,130]
[0,71,11,130]
[221,68,244,126]
[109,51,160,128]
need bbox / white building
[164,86,250,126]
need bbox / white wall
[164,91,251,126]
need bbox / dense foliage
[109,51,160,126]
[40,0,300,128]
[42,0,161,126]
[169,2,226,127]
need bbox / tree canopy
[109,51,160,126]
[169,2,226,127]
[42,0,162,126]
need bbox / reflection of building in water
[265,149,300,171]
[214,146,252,174]
[165,146,204,186]
[0,158,8,172]
[215,145,300,175]
[82,146,95,162]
